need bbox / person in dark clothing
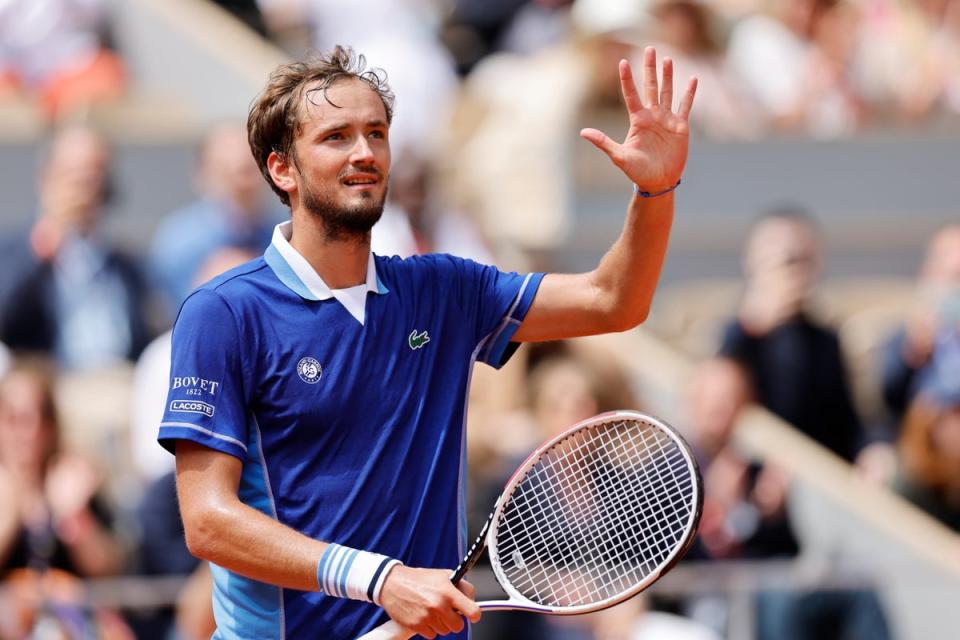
[683,357,890,640]
[0,359,124,578]
[718,208,864,461]
[0,126,153,369]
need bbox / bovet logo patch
[170,399,215,417]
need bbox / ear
[267,150,297,197]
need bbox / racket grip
[355,620,415,640]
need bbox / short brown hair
[247,46,394,206]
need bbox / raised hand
[580,47,697,193]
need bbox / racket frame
[451,409,703,615]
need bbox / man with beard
[160,46,697,639]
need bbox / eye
[369,130,386,139]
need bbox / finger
[618,59,644,116]
[450,585,481,623]
[660,56,674,110]
[642,46,659,107]
[677,76,699,120]
[456,579,476,601]
[579,128,621,164]
[440,608,465,635]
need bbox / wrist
[316,543,402,605]
[633,178,681,198]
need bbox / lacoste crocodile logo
[408,329,430,350]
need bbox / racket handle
[355,620,415,640]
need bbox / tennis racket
[358,410,703,640]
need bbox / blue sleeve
[434,255,544,369]
[157,288,249,460]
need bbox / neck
[289,211,370,289]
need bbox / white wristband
[317,543,402,605]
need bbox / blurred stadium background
[1,0,959,638]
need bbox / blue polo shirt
[159,222,543,639]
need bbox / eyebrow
[315,120,389,138]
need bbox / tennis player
[160,45,696,639]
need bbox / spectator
[725,0,864,137]
[895,327,960,530]
[441,0,573,75]
[0,126,153,370]
[683,357,892,640]
[881,223,960,426]
[644,0,762,139]
[854,0,960,122]
[450,0,644,262]
[372,150,496,263]
[718,208,865,462]
[0,0,126,120]
[299,0,459,159]
[685,358,798,562]
[0,358,124,578]
[148,123,281,316]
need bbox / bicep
[513,272,615,342]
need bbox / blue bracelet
[633,178,681,198]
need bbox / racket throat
[450,505,497,583]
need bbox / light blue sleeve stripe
[336,548,361,599]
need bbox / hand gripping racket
[358,410,703,639]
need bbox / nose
[350,135,375,164]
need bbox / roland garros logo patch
[297,357,323,384]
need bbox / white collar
[264,221,388,324]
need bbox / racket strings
[501,424,690,605]
[494,419,695,608]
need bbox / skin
[176,47,697,637]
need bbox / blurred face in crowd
[654,1,713,55]
[530,359,599,438]
[687,358,751,455]
[200,125,265,216]
[282,78,391,238]
[779,0,835,39]
[39,128,110,235]
[921,225,960,326]
[0,370,56,473]
[744,215,822,303]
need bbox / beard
[300,176,387,242]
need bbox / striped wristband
[317,544,402,605]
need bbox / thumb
[579,128,620,162]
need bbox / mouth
[341,173,381,190]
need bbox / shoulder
[177,257,270,318]
[375,252,484,281]
[194,256,270,295]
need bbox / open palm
[581,47,698,194]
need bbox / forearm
[183,496,327,592]
[512,191,675,343]
[589,190,675,329]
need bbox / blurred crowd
[0,0,959,638]
[4,0,960,137]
